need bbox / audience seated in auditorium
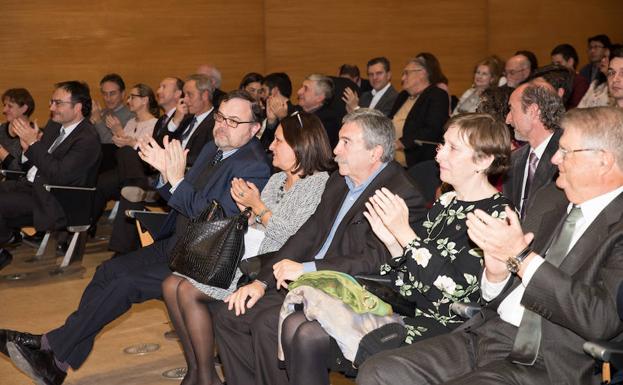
[212,108,428,385]
[90,83,159,231]
[342,56,399,117]
[0,91,271,385]
[580,34,612,82]
[357,106,623,385]
[609,46,623,109]
[503,54,532,89]
[163,111,334,385]
[452,56,502,115]
[0,88,35,171]
[280,113,512,385]
[0,81,101,271]
[295,74,342,148]
[389,53,449,168]
[551,43,590,108]
[503,82,566,223]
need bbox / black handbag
[355,274,416,316]
[169,200,251,288]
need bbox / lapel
[50,119,86,155]
[529,130,561,197]
[558,192,623,274]
[186,110,215,148]
[376,86,396,109]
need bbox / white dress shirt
[368,83,391,109]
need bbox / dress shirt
[24,119,82,183]
[164,108,176,132]
[368,83,391,109]
[302,162,388,273]
[519,134,553,214]
[482,185,623,326]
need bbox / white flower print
[411,247,432,267]
[438,191,456,207]
[433,275,457,295]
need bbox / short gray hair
[562,107,623,170]
[342,108,395,162]
[306,74,334,103]
[520,83,565,131]
[187,74,215,102]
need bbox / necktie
[180,117,197,142]
[211,149,223,166]
[520,151,539,219]
[153,114,168,139]
[48,127,67,154]
[509,205,583,365]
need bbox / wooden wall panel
[0,0,264,122]
[1,0,622,123]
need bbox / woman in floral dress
[280,113,513,385]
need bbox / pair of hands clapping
[138,135,188,186]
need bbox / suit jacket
[25,119,102,230]
[502,130,562,218]
[359,85,399,117]
[466,190,623,384]
[155,137,271,240]
[169,112,215,167]
[390,86,449,168]
[256,161,428,288]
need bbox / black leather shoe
[3,231,22,248]
[7,341,66,385]
[0,249,13,271]
[0,329,42,358]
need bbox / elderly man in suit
[212,108,428,385]
[358,106,623,385]
[1,90,271,385]
[503,82,566,220]
[0,81,101,270]
[343,57,399,117]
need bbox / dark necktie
[509,205,583,365]
[48,127,67,154]
[211,149,223,166]
[180,117,197,142]
[520,151,539,219]
[153,114,168,139]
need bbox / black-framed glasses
[49,99,74,107]
[557,147,604,159]
[128,93,143,99]
[504,67,528,77]
[214,110,255,128]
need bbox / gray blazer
[359,85,399,117]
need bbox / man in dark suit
[2,91,271,385]
[151,77,184,145]
[503,82,566,220]
[212,108,428,385]
[0,81,101,270]
[358,106,623,385]
[108,74,217,253]
[343,57,399,117]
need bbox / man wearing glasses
[504,55,532,88]
[0,81,101,271]
[1,90,271,385]
[579,34,612,83]
[503,82,567,227]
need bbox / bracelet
[254,208,270,224]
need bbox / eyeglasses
[557,146,604,159]
[49,99,74,107]
[402,68,425,77]
[291,110,303,128]
[214,110,255,128]
[589,44,605,50]
[128,94,143,99]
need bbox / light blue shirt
[302,162,388,273]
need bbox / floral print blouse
[379,191,512,344]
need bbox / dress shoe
[121,186,158,203]
[3,231,22,248]
[0,248,13,271]
[0,329,42,358]
[7,341,66,385]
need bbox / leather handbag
[169,200,251,288]
[355,274,416,317]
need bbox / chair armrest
[0,169,26,179]
[584,340,623,368]
[44,184,96,192]
[126,210,168,237]
[449,302,481,319]
[125,210,168,219]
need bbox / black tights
[162,275,223,385]
[281,311,331,385]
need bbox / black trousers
[0,180,35,243]
[356,317,549,385]
[45,237,174,369]
[108,196,144,254]
[212,288,289,385]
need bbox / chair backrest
[45,185,97,227]
[407,160,441,205]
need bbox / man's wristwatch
[506,245,533,273]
